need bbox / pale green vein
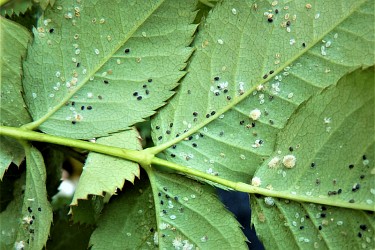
[22,1,165,131]
[149,0,368,155]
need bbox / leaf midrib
[24,1,165,130]
[150,0,368,154]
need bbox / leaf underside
[147,170,248,250]
[22,0,197,139]
[70,128,141,224]
[251,68,375,249]
[251,197,374,250]
[152,0,374,186]
[0,17,32,177]
[150,0,374,248]
[1,1,374,250]
[90,171,248,250]
[13,145,53,250]
[89,178,157,249]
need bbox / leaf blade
[251,196,375,249]
[147,170,248,249]
[15,145,53,249]
[254,68,374,212]
[0,17,32,177]
[89,179,157,249]
[250,67,374,249]
[70,128,142,224]
[0,175,25,249]
[22,0,197,139]
[151,0,374,186]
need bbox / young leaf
[0,17,32,177]
[151,0,374,185]
[71,129,141,207]
[15,145,53,249]
[22,0,197,139]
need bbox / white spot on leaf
[283,155,296,168]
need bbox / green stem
[2,125,373,212]
[0,126,153,166]
[151,157,375,212]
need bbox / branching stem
[1,125,373,212]
[0,126,152,166]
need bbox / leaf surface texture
[0,17,32,177]
[22,0,196,139]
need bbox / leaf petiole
[1,125,373,212]
[0,126,153,166]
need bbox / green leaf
[70,128,141,224]
[254,68,374,208]
[250,68,374,248]
[0,174,25,249]
[147,170,248,249]
[89,179,157,249]
[0,0,33,17]
[0,17,32,177]
[15,145,53,249]
[22,0,197,139]
[251,197,375,249]
[47,206,94,250]
[70,129,141,219]
[70,195,104,225]
[0,163,24,211]
[34,0,55,10]
[90,171,248,249]
[151,0,374,185]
